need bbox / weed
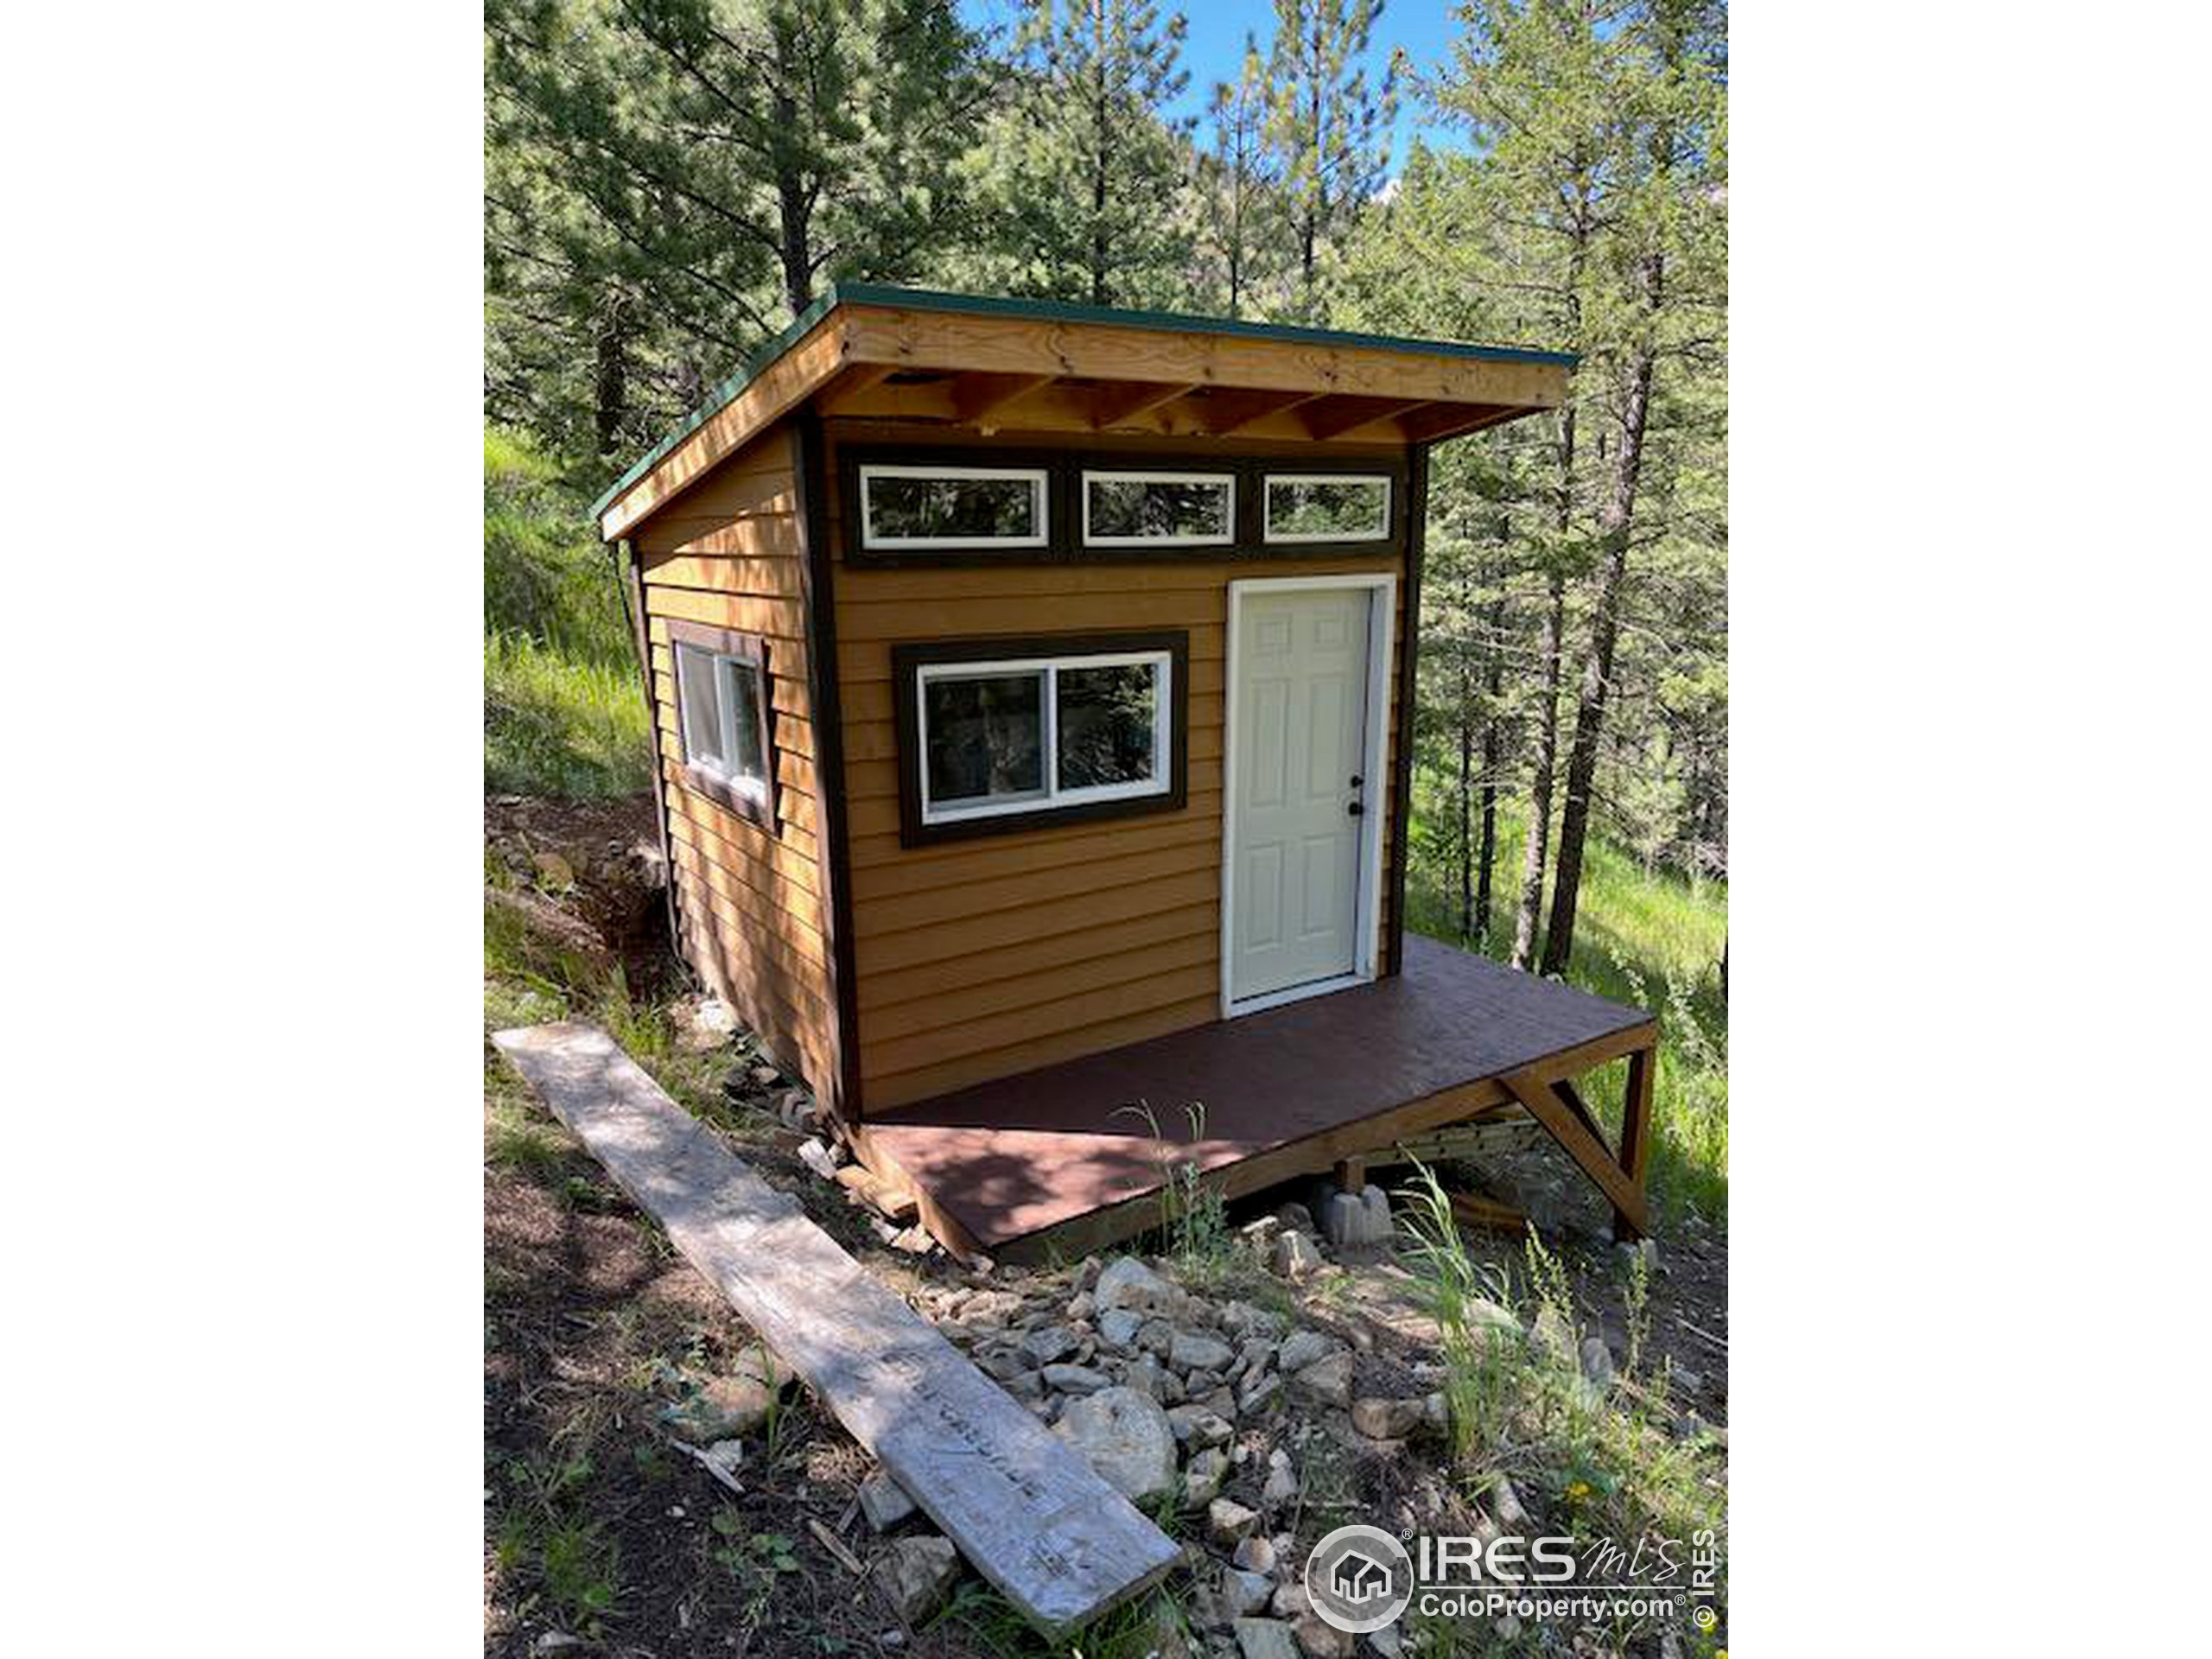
[1111,1099,1234,1283]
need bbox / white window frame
[856,463,1050,551]
[1262,473,1393,543]
[673,641,770,805]
[1080,469,1236,548]
[916,649,1175,826]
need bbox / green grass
[1397,1162,1727,1651]
[485,428,651,800]
[1404,798,1730,1224]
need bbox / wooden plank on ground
[492,1022,1179,1636]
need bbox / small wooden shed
[595,285,1657,1260]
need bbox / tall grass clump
[1395,1161,1728,1643]
[485,428,651,798]
[1113,1099,1234,1284]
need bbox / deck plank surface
[493,1022,1179,1634]
[867,935,1649,1248]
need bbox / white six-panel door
[1227,583,1377,1006]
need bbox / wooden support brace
[1613,1044,1656,1243]
[1334,1156,1366,1192]
[1500,1067,1649,1238]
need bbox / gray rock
[1221,1565,1274,1618]
[1238,1370,1282,1414]
[872,1535,960,1622]
[1124,1353,1166,1398]
[1208,1497,1261,1545]
[1097,1307,1146,1350]
[797,1135,842,1180]
[1318,1187,1393,1248]
[1289,1351,1356,1410]
[1020,1324,1081,1366]
[1351,1397,1425,1440]
[1171,1330,1236,1373]
[1272,1231,1324,1279]
[1261,1448,1299,1508]
[1043,1363,1111,1395]
[858,1471,918,1532]
[1137,1317,1178,1357]
[1274,1203,1316,1235]
[1580,1336,1616,1392]
[1421,1391,1449,1432]
[1065,1291,1096,1322]
[1052,1385,1179,1502]
[1277,1330,1336,1374]
[1293,1612,1354,1657]
[1185,1368,1225,1398]
[1270,1582,1309,1619]
[1232,1535,1277,1576]
[1182,1445,1230,1508]
[1167,1403,1235,1446]
[1368,1622,1403,1657]
[1531,1306,1576,1365]
[1221,1300,1278,1338]
[1094,1255,1185,1319]
[1489,1475,1530,1530]
[1675,1366,1704,1395]
[1232,1618,1303,1659]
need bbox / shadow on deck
[856,936,1660,1262]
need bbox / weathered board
[492,1022,1178,1635]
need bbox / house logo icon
[1306,1524,1413,1634]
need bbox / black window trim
[890,630,1191,847]
[838,444,1406,566]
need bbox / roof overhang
[593,284,1575,543]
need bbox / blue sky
[955,0,1471,174]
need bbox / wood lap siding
[823,423,1410,1112]
[639,427,839,1095]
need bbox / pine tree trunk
[1510,406,1575,970]
[1475,574,1505,945]
[1541,256,1662,977]
[1457,620,1475,944]
[593,288,629,458]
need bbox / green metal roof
[590,283,1578,522]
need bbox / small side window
[671,624,774,827]
[1263,474,1392,543]
[858,464,1050,551]
[1082,471,1236,547]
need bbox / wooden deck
[857,935,1659,1262]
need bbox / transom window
[1264,474,1391,542]
[671,623,774,826]
[1082,471,1235,547]
[893,632,1190,843]
[857,463,1049,550]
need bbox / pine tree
[486,0,985,454]
[1197,35,1280,318]
[1262,0,1397,318]
[942,0,1196,308]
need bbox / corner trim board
[792,411,867,1126]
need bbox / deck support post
[1333,1156,1366,1192]
[1611,1043,1656,1243]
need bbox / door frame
[1219,572,1399,1019]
